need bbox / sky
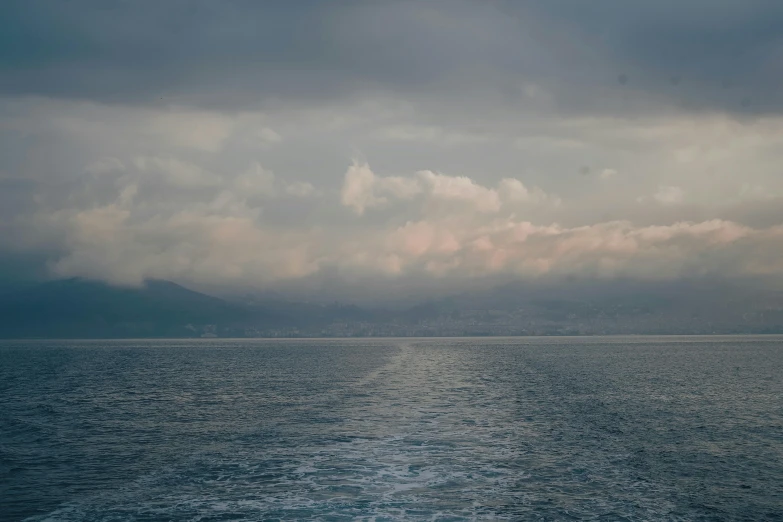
[2,0,783,300]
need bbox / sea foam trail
[13,337,783,521]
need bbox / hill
[0,278,278,338]
[2,277,783,338]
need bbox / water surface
[1,337,782,520]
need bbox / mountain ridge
[1,277,783,338]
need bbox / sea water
[1,337,781,520]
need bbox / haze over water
[1,337,781,521]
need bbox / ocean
[1,337,781,521]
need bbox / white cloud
[257,127,282,145]
[284,181,317,197]
[498,178,556,206]
[50,183,319,285]
[145,110,236,153]
[340,163,557,217]
[233,162,277,197]
[340,161,424,214]
[50,177,783,286]
[498,178,530,202]
[5,94,783,295]
[47,149,782,288]
[653,185,685,206]
[85,157,126,176]
[739,183,775,201]
[134,156,222,188]
[417,170,502,213]
[341,161,387,214]
[375,125,489,146]
[378,175,422,200]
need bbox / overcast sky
[2,0,783,298]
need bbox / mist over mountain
[0,279,276,338]
[400,278,783,336]
[2,277,782,338]
[3,2,783,309]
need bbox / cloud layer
[1,2,783,297]
[340,161,557,216]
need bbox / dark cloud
[1,0,780,115]
[510,0,783,114]
[1,1,783,295]
[0,0,504,107]
[0,178,37,217]
[0,0,341,104]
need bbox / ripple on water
[1,337,782,521]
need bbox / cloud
[653,186,685,206]
[285,181,319,198]
[143,111,236,152]
[500,1,783,116]
[2,1,782,117]
[498,178,531,202]
[341,217,783,281]
[233,162,277,197]
[257,127,282,145]
[340,162,556,216]
[47,173,783,286]
[33,151,783,290]
[4,95,783,295]
[134,157,222,188]
[498,178,556,206]
[738,183,775,201]
[1,2,783,296]
[418,170,502,213]
[52,204,322,286]
[340,161,387,215]
[375,125,489,146]
[340,161,424,214]
[0,126,775,294]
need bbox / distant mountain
[396,279,783,336]
[0,278,285,338]
[1,277,783,338]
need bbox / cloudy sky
[2,0,783,298]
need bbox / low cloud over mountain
[1,1,783,302]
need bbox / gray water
[1,337,781,521]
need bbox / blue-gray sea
[1,337,782,521]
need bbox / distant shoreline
[3,333,783,342]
